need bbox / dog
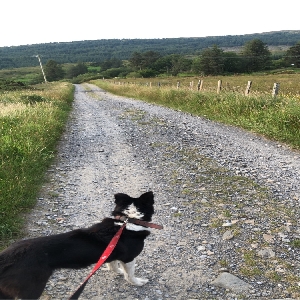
[0,191,156,299]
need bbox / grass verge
[0,82,74,249]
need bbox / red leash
[68,222,127,299]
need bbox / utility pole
[36,55,47,83]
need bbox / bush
[70,74,103,84]
[139,69,158,78]
[126,72,143,78]
[66,62,88,79]
[0,80,32,91]
[102,67,131,79]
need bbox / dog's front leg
[105,260,123,274]
[119,259,148,286]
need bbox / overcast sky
[1,0,299,47]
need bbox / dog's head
[112,191,154,221]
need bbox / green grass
[91,77,300,149]
[0,82,74,249]
[290,239,300,248]
[0,66,44,85]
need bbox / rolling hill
[0,30,299,69]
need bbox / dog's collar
[114,215,163,230]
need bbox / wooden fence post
[272,83,280,98]
[197,79,204,91]
[245,81,252,96]
[197,80,201,91]
[217,80,222,94]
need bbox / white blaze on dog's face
[122,203,148,231]
[123,203,144,219]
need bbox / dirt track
[26,83,300,299]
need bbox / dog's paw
[129,277,149,286]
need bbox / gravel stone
[211,272,251,293]
[24,83,300,299]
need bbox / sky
[1,0,299,47]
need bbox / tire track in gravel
[25,83,300,300]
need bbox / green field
[0,66,44,85]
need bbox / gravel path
[26,83,300,299]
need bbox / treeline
[97,40,300,77]
[41,39,300,83]
[1,30,300,69]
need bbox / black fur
[0,191,154,299]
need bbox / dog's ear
[139,191,154,205]
[114,193,133,205]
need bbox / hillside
[0,30,300,69]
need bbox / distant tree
[271,59,284,69]
[153,56,173,73]
[284,42,300,67]
[141,51,161,69]
[223,52,244,73]
[44,60,64,81]
[192,57,204,74]
[139,68,158,78]
[66,62,88,78]
[129,51,161,70]
[241,39,271,72]
[101,67,131,79]
[129,52,143,70]
[198,45,224,75]
[100,58,122,71]
[177,56,192,73]
[163,54,191,76]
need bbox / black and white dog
[0,191,156,299]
